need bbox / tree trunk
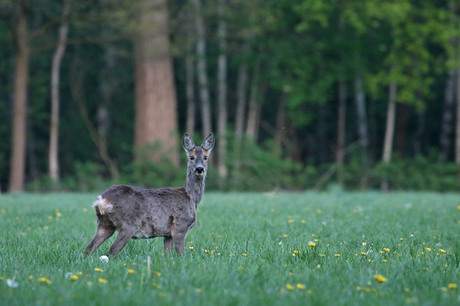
[336,79,346,185]
[246,64,263,141]
[192,0,211,139]
[217,0,228,182]
[455,66,460,174]
[354,72,369,188]
[185,35,195,135]
[9,1,29,192]
[381,80,397,191]
[274,95,286,156]
[440,68,456,161]
[48,0,70,183]
[235,63,248,139]
[134,0,178,164]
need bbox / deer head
[183,133,215,177]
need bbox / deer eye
[190,156,195,160]
[204,156,208,160]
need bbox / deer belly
[132,224,170,239]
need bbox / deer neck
[185,168,205,206]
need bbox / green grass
[0,191,459,305]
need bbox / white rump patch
[93,195,113,215]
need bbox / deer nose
[195,167,204,174]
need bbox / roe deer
[84,133,215,257]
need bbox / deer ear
[202,133,215,151]
[183,134,195,151]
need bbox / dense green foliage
[0,192,459,305]
[1,0,460,191]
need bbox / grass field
[0,191,459,305]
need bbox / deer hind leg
[172,231,187,254]
[164,237,173,252]
[106,228,135,257]
[84,224,115,254]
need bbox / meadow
[0,191,459,305]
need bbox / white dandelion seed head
[7,279,18,288]
[100,255,109,263]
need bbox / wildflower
[127,281,132,286]
[285,283,295,291]
[38,277,52,285]
[94,268,103,272]
[195,288,202,293]
[288,219,294,224]
[292,250,300,256]
[439,249,446,254]
[98,278,108,284]
[189,246,194,250]
[360,252,367,256]
[457,205,460,211]
[127,269,136,275]
[87,282,93,286]
[204,249,209,254]
[241,253,247,257]
[334,254,340,257]
[283,234,288,238]
[383,248,390,252]
[56,212,62,218]
[448,283,457,290]
[83,208,88,213]
[301,220,306,224]
[152,282,161,288]
[308,241,316,247]
[373,275,387,283]
[7,279,19,288]
[154,271,161,277]
[425,247,431,252]
[362,242,367,246]
[320,254,326,257]
[441,287,448,292]
[0,276,3,281]
[400,238,404,241]
[297,283,306,290]
[70,275,78,281]
[1,209,6,214]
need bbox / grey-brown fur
[84,133,215,256]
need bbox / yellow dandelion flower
[441,287,448,292]
[382,259,388,263]
[285,283,295,291]
[297,283,306,290]
[98,278,108,284]
[94,268,103,272]
[83,208,88,213]
[154,271,161,277]
[70,275,78,281]
[204,249,209,254]
[152,282,161,288]
[373,275,387,283]
[320,253,326,257]
[195,288,202,293]
[425,247,431,252]
[76,272,83,276]
[448,283,457,290]
[439,249,446,254]
[189,246,194,250]
[457,205,460,211]
[0,276,3,280]
[301,220,306,224]
[87,281,93,286]
[127,281,133,287]
[360,252,367,256]
[334,254,340,257]
[288,219,294,224]
[308,242,316,247]
[1,209,6,214]
[28,275,33,280]
[241,253,247,257]
[400,238,404,241]
[127,269,136,274]
[56,212,62,218]
[383,248,390,252]
[283,234,288,238]
[362,242,367,246]
[38,277,52,285]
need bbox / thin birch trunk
[9,1,29,192]
[354,72,369,188]
[185,36,195,135]
[381,80,397,191]
[336,79,346,185]
[48,0,69,183]
[192,0,211,138]
[217,0,228,181]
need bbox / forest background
[1,0,460,193]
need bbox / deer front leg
[106,229,134,257]
[164,237,173,252]
[84,225,115,254]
